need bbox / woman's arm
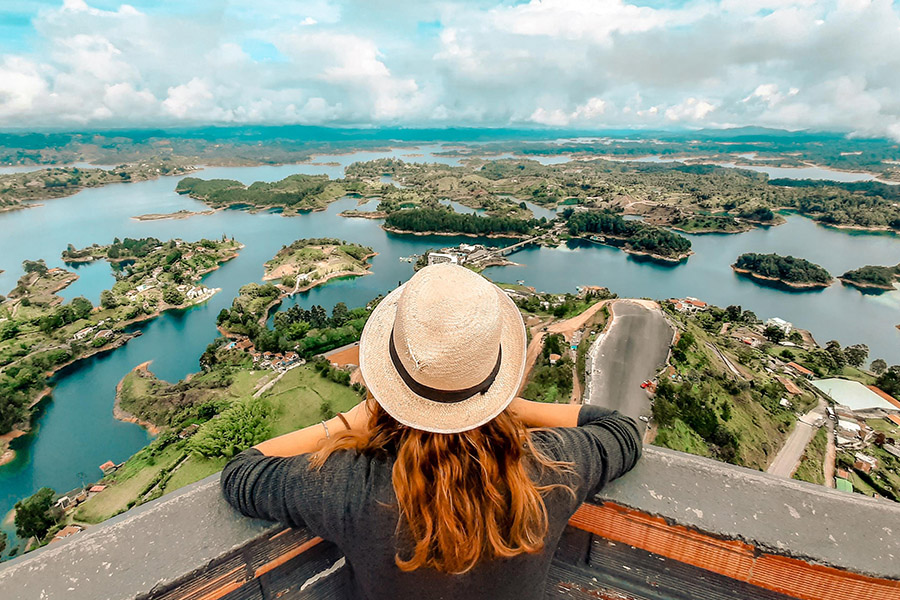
[508,396,582,428]
[253,399,370,457]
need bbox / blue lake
[0,145,898,554]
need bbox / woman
[222,264,642,600]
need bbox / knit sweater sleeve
[532,404,642,503]
[220,448,344,540]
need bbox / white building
[765,317,793,334]
[427,252,458,266]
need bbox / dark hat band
[388,329,502,404]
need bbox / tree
[14,487,59,541]
[725,305,742,322]
[22,259,48,276]
[875,365,900,399]
[188,397,272,458]
[788,330,803,345]
[825,340,846,369]
[871,359,888,375]
[162,287,184,306]
[100,289,117,309]
[331,302,350,327]
[70,296,93,320]
[763,325,786,344]
[844,344,869,368]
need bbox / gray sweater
[221,405,642,600]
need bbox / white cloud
[0,0,900,138]
[665,98,716,122]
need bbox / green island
[732,253,833,289]
[263,238,376,294]
[0,160,195,213]
[565,208,693,262]
[0,237,241,462]
[839,263,900,291]
[175,175,357,215]
[383,207,540,238]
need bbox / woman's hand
[508,396,581,428]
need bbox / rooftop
[2,446,899,599]
[812,378,899,412]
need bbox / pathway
[584,301,673,422]
[824,423,836,488]
[767,399,826,478]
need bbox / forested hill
[175,175,353,213]
[733,253,833,286]
[383,208,537,236]
[839,264,900,291]
[565,209,692,260]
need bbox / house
[49,525,84,544]
[779,398,793,409]
[88,485,107,494]
[178,423,200,439]
[786,362,814,379]
[99,460,117,474]
[684,297,707,309]
[765,317,793,335]
[854,453,877,473]
[55,496,72,510]
[837,418,862,438]
[73,327,94,341]
[886,414,900,428]
[93,329,113,341]
[236,338,254,351]
[837,468,851,480]
[549,353,561,365]
[776,376,803,396]
[884,444,900,459]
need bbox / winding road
[585,300,674,422]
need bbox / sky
[2,0,900,138]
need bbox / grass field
[265,365,363,437]
[74,444,185,524]
[73,364,361,526]
[792,426,827,485]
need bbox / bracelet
[336,413,351,431]
[320,420,330,439]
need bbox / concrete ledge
[597,446,900,580]
[1,446,898,599]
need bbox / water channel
[1,145,898,554]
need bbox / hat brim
[358,281,527,434]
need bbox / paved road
[585,301,674,422]
[767,399,826,478]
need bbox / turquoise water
[0,146,898,555]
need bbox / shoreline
[838,277,898,292]
[113,361,162,436]
[581,234,692,263]
[731,266,832,289]
[382,226,528,240]
[131,209,218,221]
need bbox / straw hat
[359,263,526,434]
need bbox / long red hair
[310,398,572,574]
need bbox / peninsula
[839,263,900,291]
[263,238,376,293]
[0,238,242,462]
[732,253,833,289]
[0,160,195,213]
[565,208,693,262]
[175,174,353,214]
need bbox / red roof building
[886,414,900,428]
[786,362,814,378]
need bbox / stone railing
[1,446,898,600]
